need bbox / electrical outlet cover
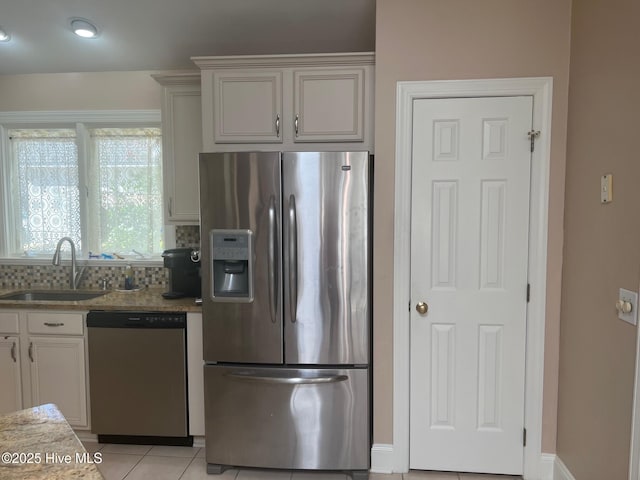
[618,288,639,326]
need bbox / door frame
[628,307,640,480]
[391,77,553,479]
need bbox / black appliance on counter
[161,248,201,299]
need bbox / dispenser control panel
[211,232,251,260]
[210,229,254,302]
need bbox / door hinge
[523,427,527,447]
[408,300,411,312]
[526,283,531,303]
[527,130,540,152]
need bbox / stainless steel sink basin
[0,290,109,301]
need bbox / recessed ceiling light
[70,18,99,38]
[0,27,10,42]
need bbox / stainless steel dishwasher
[87,311,192,446]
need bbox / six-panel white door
[409,96,533,475]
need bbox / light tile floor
[83,442,522,480]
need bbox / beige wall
[557,0,640,478]
[0,71,161,111]
[0,3,579,460]
[374,0,572,453]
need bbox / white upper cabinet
[212,70,283,144]
[292,68,364,142]
[152,73,202,224]
[193,53,374,152]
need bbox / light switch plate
[618,288,638,325]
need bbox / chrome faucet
[52,237,86,290]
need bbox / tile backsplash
[0,263,167,290]
[175,225,200,250]
[0,225,201,290]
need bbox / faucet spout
[52,237,84,290]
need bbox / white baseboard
[370,444,394,474]
[554,456,576,480]
[538,453,556,480]
[368,447,572,480]
[193,436,205,448]
[74,431,98,443]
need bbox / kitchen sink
[0,290,109,301]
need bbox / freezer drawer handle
[268,196,278,324]
[226,372,348,385]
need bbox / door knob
[416,302,429,315]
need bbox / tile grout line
[175,449,204,480]
[120,452,146,480]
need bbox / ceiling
[0,0,376,75]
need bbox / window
[87,128,163,255]
[1,118,163,259]
[9,128,81,255]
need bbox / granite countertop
[0,287,202,312]
[0,404,104,480]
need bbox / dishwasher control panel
[87,311,186,328]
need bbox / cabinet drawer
[27,312,84,335]
[0,312,20,334]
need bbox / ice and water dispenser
[210,230,253,302]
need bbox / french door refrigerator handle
[268,196,277,324]
[288,194,298,323]
[226,372,348,385]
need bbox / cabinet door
[293,68,365,142]
[163,85,202,223]
[29,336,87,427]
[0,336,22,414]
[211,70,283,144]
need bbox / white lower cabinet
[28,336,87,426]
[1,308,202,433]
[0,335,22,415]
[0,310,88,428]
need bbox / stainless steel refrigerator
[199,151,371,478]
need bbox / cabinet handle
[28,342,33,362]
[275,114,280,137]
[168,197,173,217]
[294,114,299,137]
[10,341,16,363]
[44,322,65,327]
